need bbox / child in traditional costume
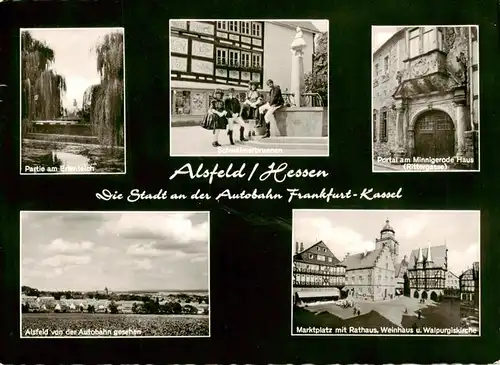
[224,88,245,144]
[241,81,263,139]
[201,89,228,147]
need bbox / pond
[21,139,125,174]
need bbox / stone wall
[275,107,327,137]
[373,34,404,111]
[373,107,398,158]
[373,32,405,158]
[32,124,94,136]
[464,130,478,168]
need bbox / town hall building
[170,20,320,124]
[342,219,400,301]
[407,243,448,300]
[373,26,479,169]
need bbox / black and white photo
[20,28,126,175]
[372,26,479,172]
[21,211,210,338]
[170,19,329,157]
[292,210,480,336]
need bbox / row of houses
[21,297,137,313]
[21,296,209,314]
[293,219,479,305]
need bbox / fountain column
[290,27,307,107]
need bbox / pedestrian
[224,88,246,143]
[201,89,229,147]
[417,309,422,319]
[357,308,361,316]
[412,322,418,332]
[259,79,284,138]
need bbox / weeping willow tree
[81,84,99,124]
[91,32,124,148]
[21,31,66,127]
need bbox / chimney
[344,252,350,260]
[295,242,299,254]
[417,247,423,263]
[300,242,304,252]
[363,249,368,258]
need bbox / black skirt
[201,112,228,130]
[241,103,260,121]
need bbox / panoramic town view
[292,210,480,336]
[21,211,210,337]
[20,27,125,174]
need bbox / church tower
[375,219,399,263]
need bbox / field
[22,313,209,337]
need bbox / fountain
[273,27,328,139]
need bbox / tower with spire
[375,218,399,263]
[426,241,433,268]
[416,247,424,268]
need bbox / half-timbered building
[407,244,448,300]
[170,20,319,123]
[293,241,346,303]
[459,261,479,305]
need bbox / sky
[294,210,480,276]
[24,27,123,110]
[21,212,209,292]
[372,26,399,53]
[311,20,328,32]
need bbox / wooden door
[414,111,455,158]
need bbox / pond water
[53,151,94,173]
[22,140,124,174]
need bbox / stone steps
[244,137,328,151]
[259,137,328,144]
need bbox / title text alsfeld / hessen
[169,162,329,184]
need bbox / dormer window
[408,26,444,58]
